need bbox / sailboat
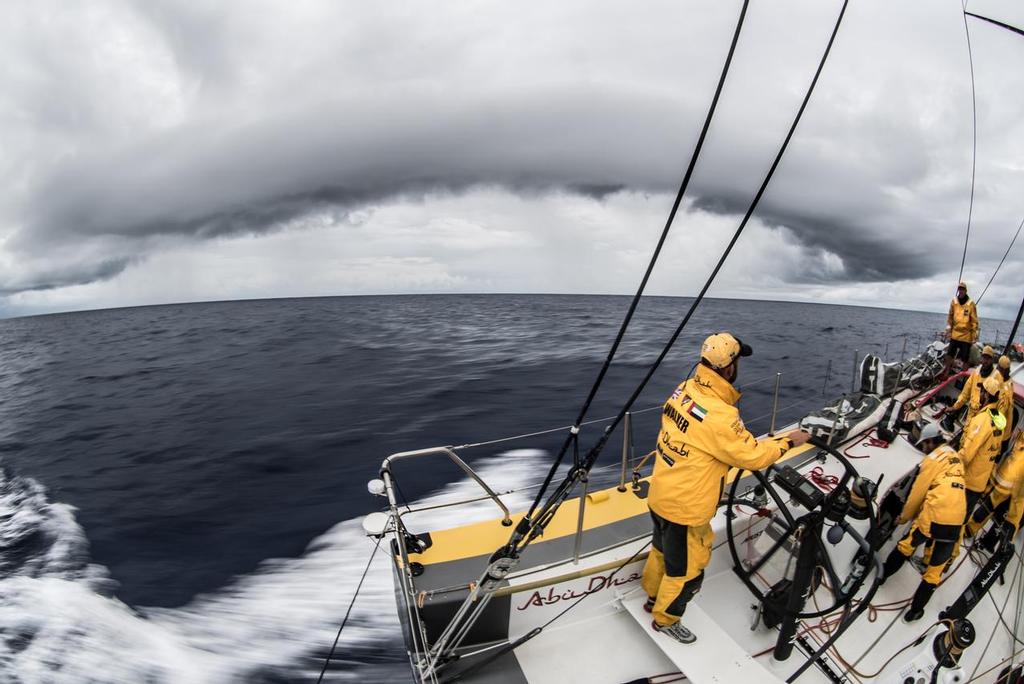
[351,3,1024,682]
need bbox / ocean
[0,294,1009,682]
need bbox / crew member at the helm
[880,423,965,622]
[967,430,1024,548]
[941,345,995,427]
[642,332,810,644]
[959,372,1008,518]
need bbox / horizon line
[2,290,1008,324]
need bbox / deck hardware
[382,447,512,525]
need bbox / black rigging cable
[958,2,979,285]
[966,11,1024,39]
[517,0,752,534]
[512,0,851,557]
[976,214,1024,305]
[316,536,382,684]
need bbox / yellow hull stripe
[412,442,814,566]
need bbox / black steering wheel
[725,436,881,620]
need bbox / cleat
[643,597,655,613]
[652,619,696,644]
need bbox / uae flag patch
[687,400,707,422]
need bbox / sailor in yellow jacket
[959,372,1007,517]
[973,461,1024,553]
[641,332,809,644]
[944,281,978,374]
[967,430,1024,545]
[996,355,1015,447]
[1006,470,1024,536]
[941,345,995,428]
[881,423,966,622]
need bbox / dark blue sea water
[0,294,1010,682]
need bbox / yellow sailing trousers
[967,488,1010,536]
[896,522,958,585]
[641,511,713,627]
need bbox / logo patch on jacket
[686,401,707,422]
[656,443,676,467]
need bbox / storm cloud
[2,0,1024,316]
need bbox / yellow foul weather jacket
[992,433,1024,498]
[649,363,794,526]
[998,376,1015,441]
[1006,472,1024,532]
[898,444,966,536]
[948,297,979,343]
[959,404,1006,493]
[952,367,995,425]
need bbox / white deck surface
[512,598,678,683]
[620,591,786,683]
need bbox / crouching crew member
[642,332,809,644]
[881,423,966,622]
[941,345,995,427]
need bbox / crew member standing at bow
[880,423,966,622]
[943,281,978,376]
[641,332,810,644]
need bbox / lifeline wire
[316,535,383,683]
[957,2,979,285]
[520,0,752,526]
[518,0,850,558]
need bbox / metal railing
[382,446,512,525]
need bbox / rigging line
[519,0,752,525]
[965,11,1024,39]
[984,549,1024,648]
[958,4,979,284]
[976,213,1024,305]
[315,535,383,684]
[519,0,851,555]
[1015,547,1024,669]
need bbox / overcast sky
[3,0,1024,319]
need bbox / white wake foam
[0,450,549,683]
